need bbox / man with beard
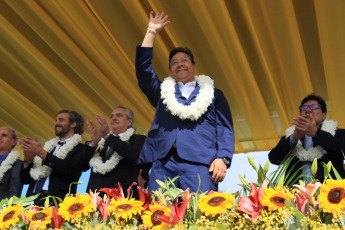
[82,105,146,198]
[269,94,345,184]
[0,127,23,199]
[20,110,89,206]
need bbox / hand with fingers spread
[142,11,170,47]
[147,11,170,33]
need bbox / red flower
[237,181,266,221]
[51,206,64,229]
[158,195,190,226]
[137,186,152,212]
[99,182,137,200]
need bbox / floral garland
[29,134,82,180]
[0,150,20,182]
[285,120,337,161]
[160,75,214,121]
[89,128,135,175]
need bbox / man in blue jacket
[135,11,234,192]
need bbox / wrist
[24,158,33,164]
[218,157,231,169]
[37,148,46,157]
[147,28,157,35]
[103,133,111,140]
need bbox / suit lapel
[175,84,185,103]
[174,82,200,104]
[186,84,200,104]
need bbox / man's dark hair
[300,94,327,113]
[169,47,195,69]
[58,110,85,134]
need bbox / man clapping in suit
[82,105,146,199]
[20,110,89,206]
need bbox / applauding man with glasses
[269,94,345,183]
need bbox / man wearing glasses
[269,94,345,184]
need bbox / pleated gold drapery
[1,0,345,154]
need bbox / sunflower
[58,193,94,223]
[26,207,52,230]
[142,203,170,229]
[261,186,293,211]
[106,198,143,223]
[198,192,235,217]
[0,203,23,230]
[318,179,345,214]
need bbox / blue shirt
[0,152,10,163]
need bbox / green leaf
[215,223,228,229]
[285,199,304,229]
[324,213,333,225]
[238,174,249,186]
[247,156,257,172]
[257,165,265,185]
[263,161,270,175]
[277,174,285,186]
[311,158,318,175]
[155,179,168,190]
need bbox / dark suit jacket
[269,128,345,184]
[135,45,234,167]
[0,159,23,200]
[82,134,146,198]
[21,143,89,201]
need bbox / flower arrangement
[1,157,345,229]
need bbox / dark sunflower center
[33,212,47,221]
[151,210,164,226]
[68,203,84,214]
[116,204,133,212]
[3,211,15,222]
[328,187,345,204]
[270,196,285,207]
[207,196,226,206]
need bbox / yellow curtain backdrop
[1,0,344,154]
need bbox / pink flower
[294,194,310,215]
[294,182,321,206]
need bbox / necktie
[58,141,66,146]
[105,146,114,160]
[103,135,120,161]
[34,140,66,193]
[302,135,313,181]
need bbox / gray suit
[0,159,23,200]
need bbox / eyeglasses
[299,104,320,111]
[170,57,190,67]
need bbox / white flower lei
[29,134,82,180]
[160,75,214,121]
[285,120,337,161]
[0,150,20,182]
[89,128,135,175]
